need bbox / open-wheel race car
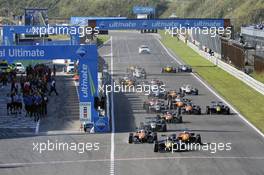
[141,117,167,132]
[181,102,201,115]
[179,84,198,95]
[166,90,184,100]
[127,65,147,79]
[177,65,192,72]
[206,101,230,115]
[128,128,157,144]
[150,79,164,86]
[153,131,202,152]
[157,110,183,123]
[143,98,167,113]
[168,97,191,109]
[161,65,177,73]
[119,76,136,86]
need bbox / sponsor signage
[133,6,155,14]
[79,102,92,123]
[96,18,225,30]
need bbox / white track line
[35,119,40,134]
[1,156,263,167]
[155,36,264,139]
[110,36,115,175]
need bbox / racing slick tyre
[172,134,177,140]
[206,106,210,115]
[196,134,202,144]
[154,141,159,152]
[128,133,133,144]
[178,116,183,123]
[225,107,230,115]
[161,68,164,73]
[153,132,158,141]
[194,89,198,95]
[162,125,167,132]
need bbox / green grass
[251,72,264,84]
[160,31,264,133]
[97,35,110,46]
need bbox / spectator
[49,78,58,96]
[6,93,13,115]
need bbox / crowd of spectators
[1,63,58,122]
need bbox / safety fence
[178,34,264,95]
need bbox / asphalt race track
[108,31,264,175]
[0,31,263,175]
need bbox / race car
[181,102,201,115]
[157,111,183,123]
[132,67,146,79]
[141,118,167,132]
[148,89,167,99]
[153,134,178,152]
[178,65,192,72]
[169,97,191,109]
[150,79,164,86]
[166,90,184,100]
[154,131,202,152]
[128,128,157,144]
[119,76,136,86]
[206,101,230,115]
[179,84,198,95]
[126,65,138,73]
[139,45,150,54]
[161,65,177,73]
[143,98,167,113]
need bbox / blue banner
[96,18,225,30]
[133,6,155,14]
[70,17,127,26]
[0,45,97,60]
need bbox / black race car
[128,128,158,144]
[206,101,230,115]
[154,131,202,152]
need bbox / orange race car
[157,111,182,123]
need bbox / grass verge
[251,72,264,84]
[160,32,264,133]
[97,35,110,46]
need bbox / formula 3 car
[178,65,192,72]
[128,128,157,144]
[157,111,183,123]
[161,65,177,73]
[154,131,202,152]
[206,101,230,115]
[141,117,167,132]
[119,76,136,86]
[179,84,198,95]
[143,98,167,113]
[166,90,184,100]
[181,102,201,115]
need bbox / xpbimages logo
[99,82,166,95]
[29,24,100,37]
[32,140,100,154]
[164,25,232,38]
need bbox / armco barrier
[178,35,264,96]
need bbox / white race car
[179,84,198,95]
[139,45,150,54]
[132,67,146,79]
